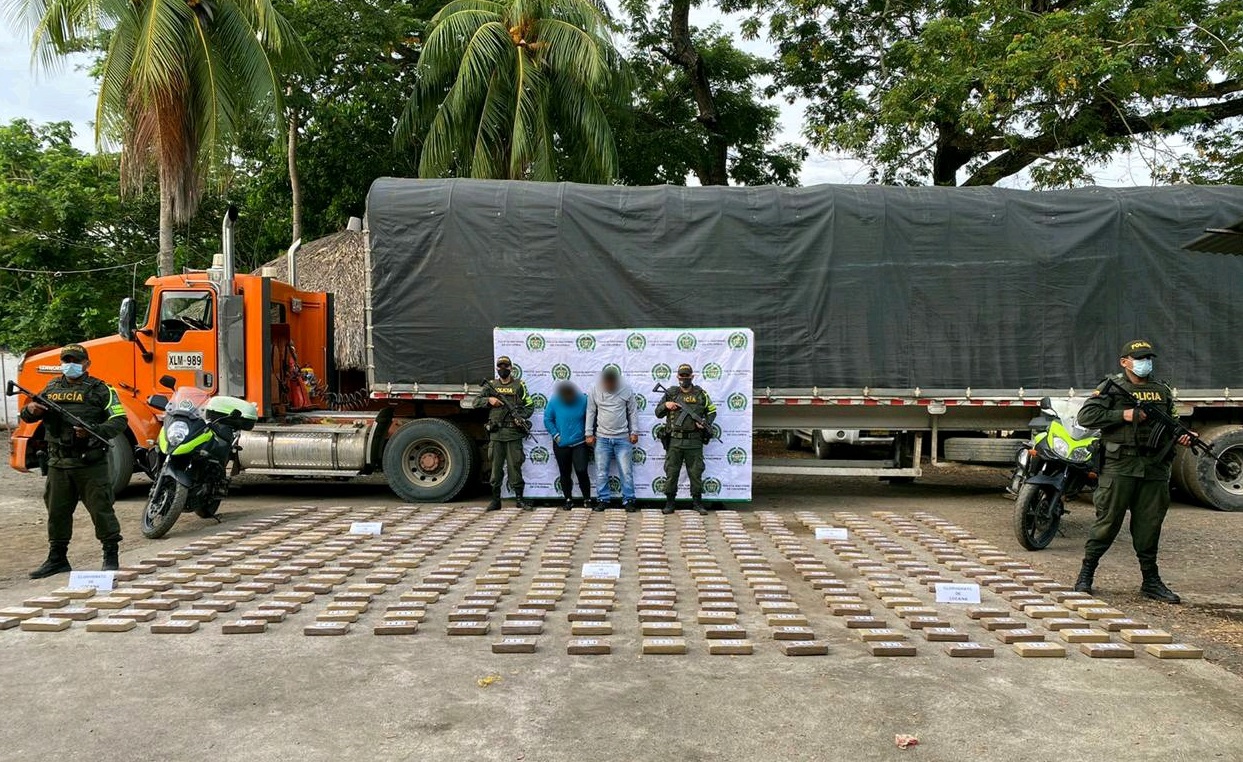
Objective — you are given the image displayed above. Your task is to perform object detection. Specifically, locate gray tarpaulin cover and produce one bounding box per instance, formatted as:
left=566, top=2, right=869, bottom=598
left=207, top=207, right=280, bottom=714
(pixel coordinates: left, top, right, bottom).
left=366, top=179, right=1243, bottom=390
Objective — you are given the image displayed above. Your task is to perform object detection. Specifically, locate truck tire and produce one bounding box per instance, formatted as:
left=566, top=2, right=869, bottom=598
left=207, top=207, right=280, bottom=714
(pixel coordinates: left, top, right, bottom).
left=383, top=419, right=475, bottom=503
left=943, top=437, right=1025, bottom=464
left=783, top=430, right=800, bottom=451
left=812, top=431, right=832, bottom=460
left=107, top=434, right=134, bottom=497
left=1183, top=424, right=1243, bottom=512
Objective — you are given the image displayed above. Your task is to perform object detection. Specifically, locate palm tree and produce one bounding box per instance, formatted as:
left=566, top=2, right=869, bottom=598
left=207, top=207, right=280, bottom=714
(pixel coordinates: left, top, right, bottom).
left=399, top=0, right=626, bottom=183
left=8, top=0, right=303, bottom=275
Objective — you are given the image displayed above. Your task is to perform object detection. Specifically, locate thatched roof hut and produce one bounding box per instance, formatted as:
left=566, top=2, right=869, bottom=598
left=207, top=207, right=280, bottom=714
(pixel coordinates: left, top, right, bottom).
left=259, top=230, right=367, bottom=371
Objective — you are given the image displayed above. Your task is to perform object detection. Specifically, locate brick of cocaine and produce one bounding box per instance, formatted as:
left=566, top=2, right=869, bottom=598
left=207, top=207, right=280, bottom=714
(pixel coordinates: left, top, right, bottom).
left=922, top=628, right=968, bottom=642
left=304, top=622, right=350, bottom=636
left=221, top=620, right=268, bottom=635
left=779, top=640, right=829, bottom=656
left=572, top=622, right=613, bottom=636
left=492, top=638, right=537, bottom=653
left=86, top=618, right=138, bottom=633
left=1013, top=642, right=1066, bottom=657
left=703, top=624, right=747, bottom=639
left=708, top=639, right=754, bottom=655
left=642, top=638, right=688, bottom=655
left=1058, top=629, right=1110, bottom=644
left=1119, top=629, right=1173, bottom=644
left=859, top=629, right=908, bottom=642
left=1081, top=643, right=1135, bottom=658
left=1144, top=644, right=1204, bottom=659
left=151, top=620, right=200, bottom=634
left=567, top=638, right=611, bottom=655
left=20, top=617, right=72, bottom=632
left=997, top=629, right=1045, bottom=644
left=446, top=621, right=490, bottom=636
left=869, top=641, right=917, bottom=656
left=945, top=642, right=994, bottom=658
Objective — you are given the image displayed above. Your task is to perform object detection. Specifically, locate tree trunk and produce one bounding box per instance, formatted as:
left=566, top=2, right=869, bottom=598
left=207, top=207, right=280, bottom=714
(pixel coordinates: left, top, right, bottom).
left=665, top=0, right=729, bottom=186
left=158, top=181, right=175, bottom=276
left=287, top=106, right=303, bottom=244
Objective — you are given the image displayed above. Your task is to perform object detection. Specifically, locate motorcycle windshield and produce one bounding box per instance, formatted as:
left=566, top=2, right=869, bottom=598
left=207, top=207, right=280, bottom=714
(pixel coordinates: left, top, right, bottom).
left=166, top=387, right=212, bottom=416
left=1049, top=397, right=1097, bottom=440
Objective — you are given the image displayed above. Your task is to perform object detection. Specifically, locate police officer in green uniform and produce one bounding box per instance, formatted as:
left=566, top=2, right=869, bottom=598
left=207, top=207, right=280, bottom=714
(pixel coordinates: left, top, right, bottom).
left=20, top=344, right=129, bottom=578
left=656, top=363, right=717, bottom=515
left=474, top=356, right=534, bottom=511
left=1073, top=339, right=1191, bottom=603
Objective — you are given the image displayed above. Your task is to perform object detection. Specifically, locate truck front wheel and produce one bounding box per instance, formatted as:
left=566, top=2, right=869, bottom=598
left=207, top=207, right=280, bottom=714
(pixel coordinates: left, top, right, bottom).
left=382, top=419, right=475, bottom=503
left=1179, top=424, right=1243, bottom=512
left=107, top=434, right=134, bottom=497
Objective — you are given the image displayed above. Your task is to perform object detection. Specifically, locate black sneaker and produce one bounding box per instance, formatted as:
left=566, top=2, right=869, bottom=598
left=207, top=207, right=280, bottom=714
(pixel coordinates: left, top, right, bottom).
left=562, top=500, right=574, bottom=511
left=591, top=503, right=605, bottom=512
left=622, top=500, right=638, bottom=513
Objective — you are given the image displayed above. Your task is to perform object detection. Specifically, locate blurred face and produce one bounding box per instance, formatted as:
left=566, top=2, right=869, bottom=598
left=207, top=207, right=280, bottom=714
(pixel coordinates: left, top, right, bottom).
left=557, top=386, right=577, bottom=403
left=678, top=372, right=693, bottom=388
left=601, top=373, right=619, bottom=393
left=496, top=361, right=512, bottom=379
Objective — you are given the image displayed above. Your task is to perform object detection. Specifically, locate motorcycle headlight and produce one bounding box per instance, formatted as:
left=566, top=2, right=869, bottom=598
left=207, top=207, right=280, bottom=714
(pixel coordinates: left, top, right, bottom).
left=166, top=420, right=190, bottom=447
left=1071, top=447, right=1094, bottom=463
left=1051, top=436, right=1071, bottom=458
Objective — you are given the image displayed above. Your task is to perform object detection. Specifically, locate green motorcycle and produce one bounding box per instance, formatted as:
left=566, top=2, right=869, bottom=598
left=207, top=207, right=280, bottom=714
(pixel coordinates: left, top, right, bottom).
left=1008, top=396, right=1100, bottom=550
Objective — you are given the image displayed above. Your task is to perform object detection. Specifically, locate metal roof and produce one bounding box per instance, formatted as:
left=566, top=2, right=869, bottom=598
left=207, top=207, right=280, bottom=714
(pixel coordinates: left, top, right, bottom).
left=1184, top=217, right=1243, bottom=255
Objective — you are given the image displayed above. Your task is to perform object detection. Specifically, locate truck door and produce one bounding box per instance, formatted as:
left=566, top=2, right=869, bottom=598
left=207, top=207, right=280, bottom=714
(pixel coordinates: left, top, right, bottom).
left=151, top=289, right=218, bottom=391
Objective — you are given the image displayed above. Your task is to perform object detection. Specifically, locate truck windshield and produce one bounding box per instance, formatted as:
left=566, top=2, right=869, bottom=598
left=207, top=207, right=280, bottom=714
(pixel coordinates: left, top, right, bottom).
left=158, top=291, right=214, bottom=342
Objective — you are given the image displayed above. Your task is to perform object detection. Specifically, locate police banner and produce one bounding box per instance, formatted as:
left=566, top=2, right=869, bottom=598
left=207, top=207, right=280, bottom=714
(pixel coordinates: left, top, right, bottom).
left=494, top=328, right=754, bottom=502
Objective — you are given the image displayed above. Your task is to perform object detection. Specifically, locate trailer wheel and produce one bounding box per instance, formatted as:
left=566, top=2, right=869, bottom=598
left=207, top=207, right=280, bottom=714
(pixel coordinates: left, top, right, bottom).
left=383, top=419, right=475, bottom=503
left=812, top=431, right=832, bottom=460
left=107, top=434, right=134, bottom=497
left=1184, top=424, right=1243, bottom=512
left=783, top=430, right=800, bottom=451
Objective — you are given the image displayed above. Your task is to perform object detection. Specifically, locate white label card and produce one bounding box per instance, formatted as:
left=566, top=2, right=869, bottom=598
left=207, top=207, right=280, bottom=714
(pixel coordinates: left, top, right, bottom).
left=349, top=521, right=383, bottom=535
left=935, top=583, right=981, bottom=604
left=581, top=562, right=621, bottom=580
left=67, top=571, right=115, bottom=592
left=814, top=527, right=849, bottom=541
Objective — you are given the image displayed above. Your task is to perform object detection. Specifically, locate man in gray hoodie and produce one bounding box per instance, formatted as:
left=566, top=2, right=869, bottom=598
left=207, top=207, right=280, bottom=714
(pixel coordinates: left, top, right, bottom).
left=585, top=366, right=639, bottom=511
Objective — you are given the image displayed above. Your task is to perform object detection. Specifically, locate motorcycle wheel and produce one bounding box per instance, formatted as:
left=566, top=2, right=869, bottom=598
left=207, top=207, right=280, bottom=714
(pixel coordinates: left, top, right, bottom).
left=142, top=476, right=188, bottom=539
left=1012, top=482, right=1062, bottom=551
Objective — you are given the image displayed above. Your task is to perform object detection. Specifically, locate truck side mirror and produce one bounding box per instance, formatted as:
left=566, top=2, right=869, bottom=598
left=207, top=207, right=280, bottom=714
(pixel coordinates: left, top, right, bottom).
left=119, top=297, right=137, bottom=341
left=147, top=395, right=169, bottom=411
left=159, top=375, right=177, bottom=390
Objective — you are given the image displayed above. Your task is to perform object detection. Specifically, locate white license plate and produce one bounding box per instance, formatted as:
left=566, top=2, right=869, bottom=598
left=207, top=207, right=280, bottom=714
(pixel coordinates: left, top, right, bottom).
left=166, top=352, right=204, bottom=370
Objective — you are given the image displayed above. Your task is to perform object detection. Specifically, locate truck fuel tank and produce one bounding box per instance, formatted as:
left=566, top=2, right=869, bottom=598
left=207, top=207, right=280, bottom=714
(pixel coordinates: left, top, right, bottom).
left=237, top=416, right=379, bottom=476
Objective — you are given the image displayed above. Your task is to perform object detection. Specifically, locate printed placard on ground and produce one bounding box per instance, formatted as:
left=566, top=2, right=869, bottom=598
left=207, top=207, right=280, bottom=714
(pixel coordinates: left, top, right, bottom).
left=935, top=583, right=981, bottom=604
left=67, top=571, right=115, bottom=592
left=814, top=527, right=849, bottom=541
left=349, top=521, right=383, bottom=536
left=581, top=563, right=622, bottom=580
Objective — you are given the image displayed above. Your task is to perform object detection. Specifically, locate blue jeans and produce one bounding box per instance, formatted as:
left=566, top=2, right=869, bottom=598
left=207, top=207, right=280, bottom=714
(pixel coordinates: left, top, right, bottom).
left=595, top=437, right=635, bottom=502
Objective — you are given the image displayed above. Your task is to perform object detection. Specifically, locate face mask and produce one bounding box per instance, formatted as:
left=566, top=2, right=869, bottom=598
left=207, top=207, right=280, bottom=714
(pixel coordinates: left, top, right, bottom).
left=678, top=377, right=692, bottom=389
left=61, top=362, right=85, bottom=379
left=497, top=366, right=511, bottom=380
left=1131, top=358, right=1153, bottom=378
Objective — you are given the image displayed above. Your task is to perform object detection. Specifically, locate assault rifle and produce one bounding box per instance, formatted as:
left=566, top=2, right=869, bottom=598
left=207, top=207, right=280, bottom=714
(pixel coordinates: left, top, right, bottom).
left=1099, top=377, right=1240, bottom=478
left=6, top=380, right=113, bottom=448
left=480, top=380, right=533, bottom=437
left=652, top=382, right=717, bottom=444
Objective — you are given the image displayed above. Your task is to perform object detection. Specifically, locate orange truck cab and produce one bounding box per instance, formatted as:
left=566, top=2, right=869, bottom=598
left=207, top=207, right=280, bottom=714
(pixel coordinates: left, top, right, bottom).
left=8, top=207, right=436, bottom=498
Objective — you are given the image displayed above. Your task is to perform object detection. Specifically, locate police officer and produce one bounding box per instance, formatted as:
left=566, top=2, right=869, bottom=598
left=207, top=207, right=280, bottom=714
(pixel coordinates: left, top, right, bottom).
left=474, top=356, right=534, bottom=511
left=656, top=363, right=717, bottom=515
left=1073, top=339, right=1191, bottom=603
left=20, top=344, right=129, bottom=578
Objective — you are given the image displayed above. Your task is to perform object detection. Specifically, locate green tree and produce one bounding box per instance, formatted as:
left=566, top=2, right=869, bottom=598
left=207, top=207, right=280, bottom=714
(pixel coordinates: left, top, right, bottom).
left=0, top=120, right=227, bottom=352
left=231, top=0, right=439, bottom=263
left=618, top=12, right=804, bottom=186
left=8, top=0, right=305, bottom=274
left=398, top=0, right=627, bottom=182
left=731, top=0, right=1243, bottom=186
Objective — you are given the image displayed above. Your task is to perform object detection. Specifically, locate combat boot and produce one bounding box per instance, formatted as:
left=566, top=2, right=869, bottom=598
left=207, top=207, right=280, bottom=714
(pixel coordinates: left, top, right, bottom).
left=102, top=540, right=120, bottom=572
left=1073, top=558, right=1097, bottom=594
left=662, top=496, right=676, bottom=515
left=30, top=541, right=72, bottom=579
left=515, top=489, right=532, bottom=511
left=486, top=487, right=502, bottom=512
left=1140, top=573, right=1181, bottom=604
left=690, top=496, right=708, bottom=515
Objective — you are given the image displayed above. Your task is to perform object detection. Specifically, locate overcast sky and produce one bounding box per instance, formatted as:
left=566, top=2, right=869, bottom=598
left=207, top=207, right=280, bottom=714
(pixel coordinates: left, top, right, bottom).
left=0, top=13, right=1165, bottom=187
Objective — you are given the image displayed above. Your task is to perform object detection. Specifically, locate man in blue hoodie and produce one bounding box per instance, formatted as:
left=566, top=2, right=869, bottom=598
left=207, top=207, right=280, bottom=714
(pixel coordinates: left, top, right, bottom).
left=585, top=367, right=640, bottom=511
left=544, top=381, right=593, bottom=510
